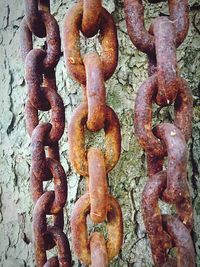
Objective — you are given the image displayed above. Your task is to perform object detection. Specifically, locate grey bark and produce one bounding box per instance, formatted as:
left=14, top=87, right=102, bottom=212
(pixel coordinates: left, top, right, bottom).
left=0, top=0, right=200, bottom=266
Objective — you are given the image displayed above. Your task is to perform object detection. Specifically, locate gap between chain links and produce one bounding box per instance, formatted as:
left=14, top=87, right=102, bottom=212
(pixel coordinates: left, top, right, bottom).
left=124, top=0, right=195, bottom=266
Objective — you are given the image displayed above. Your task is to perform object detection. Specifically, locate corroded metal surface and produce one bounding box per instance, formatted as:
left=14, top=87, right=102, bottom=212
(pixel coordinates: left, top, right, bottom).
left=125, top=0, right=195, bottom=266
left=63, top=1, right=123, bottom=265
left=124, top=0, right=189, bottom=53
left=63, top=2, right=118, bottom=85
left=20, top=1, right=71, bottom=265
left=70, top=194, right=123, bottom=266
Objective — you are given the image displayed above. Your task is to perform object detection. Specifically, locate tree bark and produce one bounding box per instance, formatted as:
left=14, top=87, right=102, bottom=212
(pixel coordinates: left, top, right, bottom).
left=0, top=0, right=200, bottom=266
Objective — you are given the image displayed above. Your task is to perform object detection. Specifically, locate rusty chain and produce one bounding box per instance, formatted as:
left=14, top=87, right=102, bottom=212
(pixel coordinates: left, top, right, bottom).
left=20, top=0, right=196, bottom=265
left=63, top=1, right=123, bottom=266
left=125, top=0, right=195, bottom=266
left=20, top=1, right=71, bottom=266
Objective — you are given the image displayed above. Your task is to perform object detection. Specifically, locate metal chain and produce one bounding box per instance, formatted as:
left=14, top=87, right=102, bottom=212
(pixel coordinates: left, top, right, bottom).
left=63, top=1, right=123, bottom=266
left=125, top=0, right=195, bottom=266
left=20, top=1, right=71, bottom=266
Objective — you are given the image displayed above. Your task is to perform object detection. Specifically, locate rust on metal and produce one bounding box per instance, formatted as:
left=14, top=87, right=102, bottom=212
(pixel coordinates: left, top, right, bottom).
left=63, top=2, right=123, bottom=265
left=45, top=226, right=72, bottom=267
left=46, top=158, right=67, bottom=214
left=90, top=232, right=108, bottom=267
left=38, top=0, right=50, bottom=12
left=47, top=142, right=60, bottom=161
left=150, top=17, right=179, bottom=106
left=134, top=74, right=193, bottom=157
left=68, top=103, right=121, bottom=177
left=134, top=74, right=166, bottom=157
left=124, top=0, right=189, bottom=53
left=21, top=1, right=71, bottom=264
left=174, top=78, right=193, bottom=142
left=88, top=148, right=108, bottom=223
left=22, top=10, right=60, bottom=69
left=70, top=193, right=123, bottom=266
left=33, top=191, right=54, bottom=267
left=20, top=18, right=33, bottom=62
left=82, top=0, right=102, bottom=37
left=142, top=171, right=171, bottom=266
left=24, top=0, right=46, bottom=37
left=162, top=215, right=195, bottom=267
left=25, top=82, right=65, bottom=143
left=125, top=0, right=194, bottom=265
left=84, top=52, right=106, bottom=132
left=142, top=170, right=194, bottom=266
left=63, top=2, right=118, bottom=85
left=31, top=123, right=51, bottom=183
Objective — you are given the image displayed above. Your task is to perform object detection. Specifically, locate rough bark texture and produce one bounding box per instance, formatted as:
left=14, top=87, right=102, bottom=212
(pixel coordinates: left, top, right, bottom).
left=0, top=0, right=200, bottom=266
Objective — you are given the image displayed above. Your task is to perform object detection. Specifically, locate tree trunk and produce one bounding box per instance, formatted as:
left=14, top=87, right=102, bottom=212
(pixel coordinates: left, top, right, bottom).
left=0, top=0, right=200, bottom=266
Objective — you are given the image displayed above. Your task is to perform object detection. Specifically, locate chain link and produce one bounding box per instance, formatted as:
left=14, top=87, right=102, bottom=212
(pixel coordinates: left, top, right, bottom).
left=63, top=1, right=123, bottom=266
left=20, top=0, right=195, bottom=265
left=125, top=0, right=195, bottom=266
left=20, top=1, right=71, bottom=266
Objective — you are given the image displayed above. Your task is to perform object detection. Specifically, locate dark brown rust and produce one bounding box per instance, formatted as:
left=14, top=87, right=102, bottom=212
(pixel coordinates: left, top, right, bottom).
left=83, top=52, right=106, bottom=132
left=43, top=256, right=59, bottom=267
left=42, top=68, right=57, bottom=90
left=47, top=142, right=60, bottom=161
left=44, top=226, right=72, bottom=267
left=150, top=17, right=179, bottom=106
left=20, top=18, right=33, bottom=62
left=124, top=0, right=189, bottom=53
left=146, top=153, right=164, bottom=177
left=25, top=49, right=49, bottom=111
left=46, top=158, right=67, bottom=214
left=147, top=0, right=165, bottom=3
left=33, top=192, right=71, bottom=267
left=44, top=210, right=65, bottom=251
left=63, top=2, right=118, bottom=85
left=53, top=210, right=64, bottom=230
left=168, top=0, right=189, bottom=48
left=124, top=0, right=154, bottom=54
left=70, top=193, right=123, bottom=266
left=38, top=11, right=61, bottom=69
left=21, top=1, right=71, bottom=265
left=134, top=75, right=193, bottom=157
left=134, top=74, right=166, bottom=157
left=127, top=0, right=194, bottom=264
left=142, top=169, right=193, bottom=266
left=162, top=215, right=195, bottom=267
left=153, top=123, right=191, bottom=207
left=174, top=78, right=193, bottom=142
left=31, top=123, right=51, bottom=184
left=90, top=232, right=108, bottom=267
left=24, top=0, right=46, bottom=37
left=68, top=103, right=121, bottom=177
left=88, top=148, right=108, bottom=223
left=25, top=81, right=65, bottom=144
left=38, top=0, right=50, bottom=12
left=82, top=0, right=102, bottom=37
left=153, top=124, right=193, bottom=230
left=22, top=10, right=60, bottom=69
left=142, top=171, right=171, bottom=266
left=33, top=191, right=54, bottom=267
left=33, top=191, right=71, bottom=267
left=30, top=126, right=67, bottom=209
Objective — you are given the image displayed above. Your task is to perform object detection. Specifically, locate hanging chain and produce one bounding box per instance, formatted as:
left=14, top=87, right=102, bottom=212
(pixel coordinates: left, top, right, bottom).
left=125, top=0, right=195, bottom=266
left=63, top=1, right=123, bottom=266
left=20, top=1, right=71, bottom=266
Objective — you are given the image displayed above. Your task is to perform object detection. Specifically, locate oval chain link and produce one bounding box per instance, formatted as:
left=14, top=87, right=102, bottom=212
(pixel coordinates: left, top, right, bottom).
left=20, top=1, right=71, bottom=266
left=63, top=1, right=123, bottom=266
left=125, top=0, right=195, bottom=266
left=20, top=0, right=195, bottom=266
